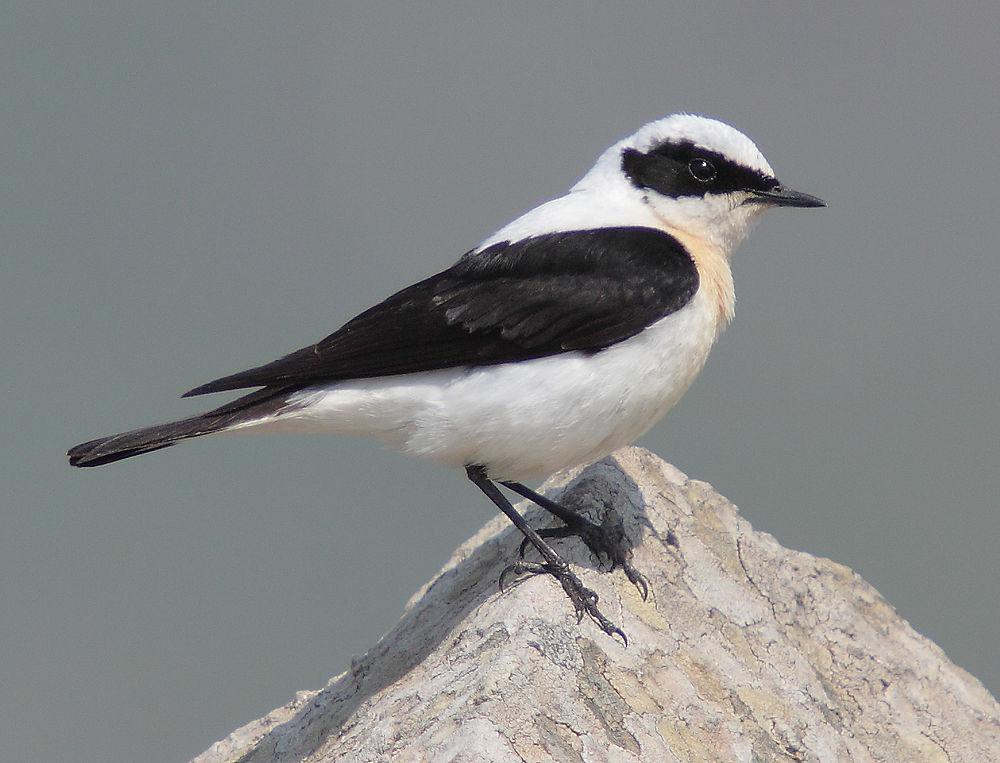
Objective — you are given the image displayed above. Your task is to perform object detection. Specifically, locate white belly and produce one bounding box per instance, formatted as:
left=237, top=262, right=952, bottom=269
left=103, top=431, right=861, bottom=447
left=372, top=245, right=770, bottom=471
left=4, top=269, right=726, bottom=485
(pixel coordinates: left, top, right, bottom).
left=241, top=289, right=722, bottom=481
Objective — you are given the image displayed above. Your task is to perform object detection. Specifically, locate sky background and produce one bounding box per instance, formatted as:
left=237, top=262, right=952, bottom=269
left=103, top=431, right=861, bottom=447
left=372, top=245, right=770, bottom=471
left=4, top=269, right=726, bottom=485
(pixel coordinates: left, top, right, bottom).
left=4, top=3, right=998, bottom=761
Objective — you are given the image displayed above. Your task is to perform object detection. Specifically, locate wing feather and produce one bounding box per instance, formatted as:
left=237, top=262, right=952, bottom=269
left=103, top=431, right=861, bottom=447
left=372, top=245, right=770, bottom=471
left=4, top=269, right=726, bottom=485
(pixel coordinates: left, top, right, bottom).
left=183, top=227, right=698, bottom=397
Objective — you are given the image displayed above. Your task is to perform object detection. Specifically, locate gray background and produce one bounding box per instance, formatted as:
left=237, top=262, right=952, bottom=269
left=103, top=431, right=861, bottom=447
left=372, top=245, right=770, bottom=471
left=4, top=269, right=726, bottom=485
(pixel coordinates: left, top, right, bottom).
left=4, top=2, right=998, bottom=761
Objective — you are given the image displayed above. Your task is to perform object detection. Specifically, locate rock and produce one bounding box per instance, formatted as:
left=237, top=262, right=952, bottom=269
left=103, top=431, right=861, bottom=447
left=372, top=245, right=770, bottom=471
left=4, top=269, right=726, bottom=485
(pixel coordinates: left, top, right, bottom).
left=193, top=447, right=999, bottom=762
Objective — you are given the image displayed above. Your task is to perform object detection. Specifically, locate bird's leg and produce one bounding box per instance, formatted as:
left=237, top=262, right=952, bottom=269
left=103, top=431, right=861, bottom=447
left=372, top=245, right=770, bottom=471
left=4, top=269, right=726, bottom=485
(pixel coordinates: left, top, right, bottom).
left=501, top=480, right=649, bottom=600
left=466, top=465, right=626, bottom=643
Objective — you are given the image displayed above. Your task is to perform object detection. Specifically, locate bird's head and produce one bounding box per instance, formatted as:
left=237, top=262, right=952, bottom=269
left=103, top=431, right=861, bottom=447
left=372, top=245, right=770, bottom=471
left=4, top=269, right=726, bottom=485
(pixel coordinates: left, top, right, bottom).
left=578, top=114, right=824, bottom=254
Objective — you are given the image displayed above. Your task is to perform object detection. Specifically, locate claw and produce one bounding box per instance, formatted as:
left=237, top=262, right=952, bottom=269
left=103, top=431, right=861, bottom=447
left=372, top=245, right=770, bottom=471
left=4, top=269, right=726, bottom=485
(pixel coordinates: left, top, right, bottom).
left=498, top=564, right=517, bottom=592
left=624, top=565, right=650, bottom=601
left=499, top=560, right=550, bottom=591
left=499, top=556, right=629, bottom=642
left=526, top=512, right=651, bottom=599
left=517, top=536, right=531, bottom=559
left=510, top=513, right=651, bottom=636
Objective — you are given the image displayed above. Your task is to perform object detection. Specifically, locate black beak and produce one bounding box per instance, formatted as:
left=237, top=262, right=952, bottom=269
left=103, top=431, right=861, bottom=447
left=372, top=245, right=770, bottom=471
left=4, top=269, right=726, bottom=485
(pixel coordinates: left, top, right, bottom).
left=750, top=184, right=826, bottom=208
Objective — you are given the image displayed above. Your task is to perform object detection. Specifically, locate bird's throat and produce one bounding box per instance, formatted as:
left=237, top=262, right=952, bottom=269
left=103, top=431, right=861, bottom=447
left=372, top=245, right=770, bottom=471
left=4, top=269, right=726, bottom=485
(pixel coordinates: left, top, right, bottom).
left=661, top=224, right=735, bottom=331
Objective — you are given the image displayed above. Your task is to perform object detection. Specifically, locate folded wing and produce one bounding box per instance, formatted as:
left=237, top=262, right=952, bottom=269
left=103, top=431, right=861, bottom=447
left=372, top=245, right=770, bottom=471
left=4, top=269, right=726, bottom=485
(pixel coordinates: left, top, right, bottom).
left=184, top=227, right=699, bottom=397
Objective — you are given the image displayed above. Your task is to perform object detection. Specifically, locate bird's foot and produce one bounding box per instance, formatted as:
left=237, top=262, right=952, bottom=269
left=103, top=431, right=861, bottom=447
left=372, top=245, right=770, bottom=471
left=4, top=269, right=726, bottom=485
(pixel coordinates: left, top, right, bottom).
left=519, top=511, right=649, bottom=601
left=499, top=559, right=627, bottom=645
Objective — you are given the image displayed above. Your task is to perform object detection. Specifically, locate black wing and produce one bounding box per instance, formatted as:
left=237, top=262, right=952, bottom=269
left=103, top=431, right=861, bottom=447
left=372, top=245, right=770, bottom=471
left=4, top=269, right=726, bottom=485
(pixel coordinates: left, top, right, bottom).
left=184, top=227, right=698, bottom=397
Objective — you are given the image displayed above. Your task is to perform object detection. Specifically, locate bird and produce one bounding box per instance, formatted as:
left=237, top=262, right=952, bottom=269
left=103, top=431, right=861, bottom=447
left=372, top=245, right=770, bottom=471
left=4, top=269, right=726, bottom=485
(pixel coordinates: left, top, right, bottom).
left=69, top=113, right=824, bottom=640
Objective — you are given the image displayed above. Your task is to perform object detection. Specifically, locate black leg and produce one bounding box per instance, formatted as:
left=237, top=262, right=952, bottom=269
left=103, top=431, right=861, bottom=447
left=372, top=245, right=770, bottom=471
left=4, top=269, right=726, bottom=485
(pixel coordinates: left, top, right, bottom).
left=466, top=465, right=626, bottom=644
left=501, top=480, right=649, bottom=601
left=501, top=480, right=588, bottom=525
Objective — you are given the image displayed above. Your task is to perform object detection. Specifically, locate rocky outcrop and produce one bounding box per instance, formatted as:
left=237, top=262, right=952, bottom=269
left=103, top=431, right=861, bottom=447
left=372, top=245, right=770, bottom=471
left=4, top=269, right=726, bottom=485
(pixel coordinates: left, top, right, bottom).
left=194, top=448, right=999, bottom=762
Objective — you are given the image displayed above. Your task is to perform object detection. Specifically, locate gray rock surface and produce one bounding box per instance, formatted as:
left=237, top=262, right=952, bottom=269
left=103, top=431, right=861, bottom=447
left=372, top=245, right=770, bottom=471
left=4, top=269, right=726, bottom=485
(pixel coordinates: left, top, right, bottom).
left=194, top=448, right=999, bottom=762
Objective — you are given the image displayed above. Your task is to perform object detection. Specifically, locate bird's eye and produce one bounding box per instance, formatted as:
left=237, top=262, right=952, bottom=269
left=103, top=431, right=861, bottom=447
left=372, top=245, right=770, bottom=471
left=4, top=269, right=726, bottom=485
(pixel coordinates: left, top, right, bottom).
left=688, top=158, right=717, bottom=183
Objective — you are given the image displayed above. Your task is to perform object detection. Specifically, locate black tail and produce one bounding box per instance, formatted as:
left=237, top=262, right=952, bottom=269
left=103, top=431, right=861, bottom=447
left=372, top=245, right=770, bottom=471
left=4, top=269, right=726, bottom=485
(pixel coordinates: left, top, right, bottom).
left=68, top=387, right=292, bottom=467
left=68, top=414, right=234, bottom=467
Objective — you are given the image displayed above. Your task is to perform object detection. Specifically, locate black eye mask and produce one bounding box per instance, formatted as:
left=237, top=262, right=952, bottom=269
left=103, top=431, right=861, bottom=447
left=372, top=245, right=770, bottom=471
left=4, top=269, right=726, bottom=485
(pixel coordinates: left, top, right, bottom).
left=621, top=139, right=776, bottom=199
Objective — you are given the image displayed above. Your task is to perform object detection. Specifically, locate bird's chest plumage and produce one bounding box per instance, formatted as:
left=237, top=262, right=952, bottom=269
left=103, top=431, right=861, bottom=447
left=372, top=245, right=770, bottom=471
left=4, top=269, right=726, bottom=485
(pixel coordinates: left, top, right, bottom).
left=399, top=285, right=725, bottom=480
left=580, top=287, right=723, bottom=438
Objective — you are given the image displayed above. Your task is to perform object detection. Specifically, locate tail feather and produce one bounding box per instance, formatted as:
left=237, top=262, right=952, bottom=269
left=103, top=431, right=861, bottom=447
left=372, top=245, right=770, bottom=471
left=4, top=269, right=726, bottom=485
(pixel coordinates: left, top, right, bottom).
left=68, top=387, right=293, bottom=467
left=68, top=414, right=231, bottom=467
